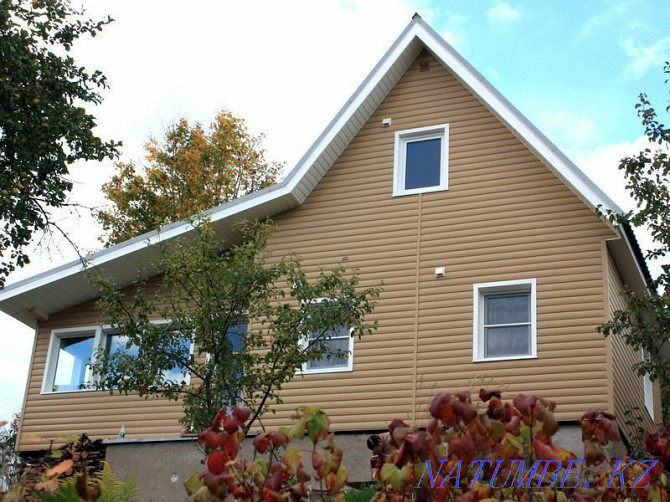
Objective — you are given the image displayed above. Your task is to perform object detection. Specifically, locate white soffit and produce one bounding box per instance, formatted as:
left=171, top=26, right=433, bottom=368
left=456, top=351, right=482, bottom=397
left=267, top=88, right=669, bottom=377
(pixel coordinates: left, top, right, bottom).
left=0, top=15, right=639, bottom=326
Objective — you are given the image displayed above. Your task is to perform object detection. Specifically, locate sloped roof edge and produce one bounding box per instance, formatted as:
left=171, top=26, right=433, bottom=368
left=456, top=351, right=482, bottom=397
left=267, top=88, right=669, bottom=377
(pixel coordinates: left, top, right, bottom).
left=0, top=15, right=644, bottom=325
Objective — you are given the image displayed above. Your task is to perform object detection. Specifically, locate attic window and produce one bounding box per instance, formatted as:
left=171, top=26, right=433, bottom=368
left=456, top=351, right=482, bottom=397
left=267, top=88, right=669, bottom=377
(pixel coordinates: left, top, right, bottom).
left=393, top=124, right=449, bottom=196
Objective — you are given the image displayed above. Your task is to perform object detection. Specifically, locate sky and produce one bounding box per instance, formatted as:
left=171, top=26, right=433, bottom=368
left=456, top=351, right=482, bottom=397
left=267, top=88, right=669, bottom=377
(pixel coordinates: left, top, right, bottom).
left=0, top=0, right=669, bottom=421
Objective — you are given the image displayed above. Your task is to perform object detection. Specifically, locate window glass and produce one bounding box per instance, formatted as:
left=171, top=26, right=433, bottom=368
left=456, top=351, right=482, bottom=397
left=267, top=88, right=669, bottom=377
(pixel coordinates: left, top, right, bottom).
left=226, top=322, right=247, bottom=353
left=306, top=324, right=350, bottom=371
left=161, top=337, right=192, bottom=384
left=53, top=336, right=94, bottom=392
left=484, top=294, right=530, bottom=325
left=404, top=138, right=442, bottom=190
left=484, top=325, right=530, bottom=358
left=483, top=291, right=531, bottom=358
left=106, top=333, right=140, bottom=358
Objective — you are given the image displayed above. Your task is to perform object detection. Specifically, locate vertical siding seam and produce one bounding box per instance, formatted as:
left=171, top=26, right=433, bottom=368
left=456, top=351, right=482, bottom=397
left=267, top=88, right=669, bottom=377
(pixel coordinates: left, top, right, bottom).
left=412, top=194, right=422, bottom=424
left=603, top=241, right=614, bottom=414
left=16, top=326, right=39, bottom=451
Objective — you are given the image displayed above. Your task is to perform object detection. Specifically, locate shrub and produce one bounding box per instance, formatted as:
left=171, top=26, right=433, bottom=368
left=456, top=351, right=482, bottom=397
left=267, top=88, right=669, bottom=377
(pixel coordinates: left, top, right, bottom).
left=189, top=390, right=670, bottom=501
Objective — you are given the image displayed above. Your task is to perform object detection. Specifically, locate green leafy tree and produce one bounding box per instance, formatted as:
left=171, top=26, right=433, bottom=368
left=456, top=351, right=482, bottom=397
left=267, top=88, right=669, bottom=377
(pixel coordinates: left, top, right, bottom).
left=96, top=110, right=282, bottom=246
left=598, top=62, right=670, bottom=421
left=90, top=220, right=380, bottom=433
left=0, top=0, right=119, bottom=286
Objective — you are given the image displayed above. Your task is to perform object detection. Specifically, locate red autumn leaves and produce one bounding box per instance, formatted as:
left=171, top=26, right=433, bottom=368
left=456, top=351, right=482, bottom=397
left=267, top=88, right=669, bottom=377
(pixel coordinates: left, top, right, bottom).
left=188, top=405, right=347, bottom=501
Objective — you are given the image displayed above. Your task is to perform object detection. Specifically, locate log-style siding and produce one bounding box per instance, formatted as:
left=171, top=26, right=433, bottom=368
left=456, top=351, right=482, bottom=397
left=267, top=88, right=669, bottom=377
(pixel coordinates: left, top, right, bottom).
left=18, top=51, right=623, bottom=450
left=608, top=253, right=661, bottom=439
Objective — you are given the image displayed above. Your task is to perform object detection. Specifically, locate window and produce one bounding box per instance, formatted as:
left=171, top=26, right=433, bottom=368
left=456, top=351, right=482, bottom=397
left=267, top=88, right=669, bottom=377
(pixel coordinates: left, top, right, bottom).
left=643, top=350, right=654, bottom=420
left=103, top=327, right=193, bottom=385
left=303, top=324, right=353, bottom=373
left=393, top=124, right=449, bottom=196
left=43, top=327, right=99, bottom=393
left=473, top=279, right=537, bottom=362
left=299, top=299, right=354, bottom=374
left=225, top=322, right=248, bottom=403
left=42, top=322, right=193, bottom=394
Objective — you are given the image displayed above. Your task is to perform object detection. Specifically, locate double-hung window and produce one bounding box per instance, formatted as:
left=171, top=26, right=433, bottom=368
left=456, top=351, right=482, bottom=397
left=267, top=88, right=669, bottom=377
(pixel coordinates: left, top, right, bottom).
left=300, top=298, right=354, bottom=374
left=473, top=279, right=537, bottom=362
left=393, top=124, right=449, bottom=196
left=303, top=324, right=353, bottom=373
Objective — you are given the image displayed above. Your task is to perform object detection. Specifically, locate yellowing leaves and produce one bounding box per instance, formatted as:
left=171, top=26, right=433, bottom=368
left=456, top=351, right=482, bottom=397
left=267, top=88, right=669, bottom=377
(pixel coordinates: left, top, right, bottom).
left=97, top=109, right=283, bottom=246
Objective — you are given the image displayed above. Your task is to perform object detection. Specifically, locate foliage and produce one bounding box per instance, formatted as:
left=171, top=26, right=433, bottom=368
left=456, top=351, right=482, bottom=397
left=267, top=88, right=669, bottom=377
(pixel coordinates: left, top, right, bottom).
left=0, top=415, right=22, bottom=491
left=344, top=483, right=380, bottom=501
left=96, top=109, right=282, bottom=246
left=90, top=219, right=381, bottom=432
left=190, top=391, right=670, bottom=501
left=0, top=0, right=119, bottom=286
left=3, top=434, right=105, bottom=501
left=597, top=61, right=670, bottom=421
left=185, top=405, right=348, bottom=501
left=39, top=461, right=137, bottom=502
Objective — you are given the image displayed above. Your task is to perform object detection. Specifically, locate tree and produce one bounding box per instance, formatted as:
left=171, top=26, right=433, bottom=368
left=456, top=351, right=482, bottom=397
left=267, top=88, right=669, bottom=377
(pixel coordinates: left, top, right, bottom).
left=0, top=0, right=119, bottom=286
left=89, top=220, right=380, bottom=433
left=598, top=62, right=670, bottom=421
left=0, top=414, right=21, bottom=491
left=96, top=110, right=282, bottom=246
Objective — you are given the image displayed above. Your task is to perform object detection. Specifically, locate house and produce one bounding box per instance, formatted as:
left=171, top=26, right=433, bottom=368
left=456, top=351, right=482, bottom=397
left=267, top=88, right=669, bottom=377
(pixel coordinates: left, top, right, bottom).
left=0, top=14, right=658, bottom=499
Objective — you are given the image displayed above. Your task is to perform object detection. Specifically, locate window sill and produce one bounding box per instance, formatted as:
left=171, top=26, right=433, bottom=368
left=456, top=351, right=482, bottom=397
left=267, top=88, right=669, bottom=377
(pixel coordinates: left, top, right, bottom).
left=473, top=354, right=538, bottom=363
left=298, top=366, right=353, bottom=375
left=392, top=186, right=449, bottom=197
left=40, top=387, right=99, bottom=396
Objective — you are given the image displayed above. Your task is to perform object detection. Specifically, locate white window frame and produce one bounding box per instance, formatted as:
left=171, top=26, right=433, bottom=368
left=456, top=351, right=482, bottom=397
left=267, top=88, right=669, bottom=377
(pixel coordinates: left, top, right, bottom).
left=642, top=350, right=654, bottom=420
left=473, top=278, right=537, bottom=363
left=42, top=320, right=194, bottom=394
left=42, top=326, right=101, bottom=394
left=393, top=123, right=449, bottom=197
left=298, top=298, right=355, bottom=375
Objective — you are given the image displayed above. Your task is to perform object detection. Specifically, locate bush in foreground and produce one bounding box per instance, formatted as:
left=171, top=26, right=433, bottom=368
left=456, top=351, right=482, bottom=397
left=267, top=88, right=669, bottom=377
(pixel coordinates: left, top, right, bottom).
left=188, top=390, right=669, bottom=501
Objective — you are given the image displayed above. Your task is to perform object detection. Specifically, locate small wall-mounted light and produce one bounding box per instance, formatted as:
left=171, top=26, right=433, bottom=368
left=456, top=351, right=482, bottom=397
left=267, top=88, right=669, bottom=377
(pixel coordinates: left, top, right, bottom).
left=435, top=267, right=446, bottom=278
left=382, top=117, right=392, bottom=127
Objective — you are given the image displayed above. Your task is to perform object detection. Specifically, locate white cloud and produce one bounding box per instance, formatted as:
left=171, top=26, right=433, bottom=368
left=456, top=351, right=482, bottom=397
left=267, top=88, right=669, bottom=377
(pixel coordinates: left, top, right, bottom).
left=486, top=1, right=521, bottom=24
left=537, top=109, right=599, bottom=156
left=578, top=0, right=640, bottom=41
left=621, top=36, right=670, bottom=79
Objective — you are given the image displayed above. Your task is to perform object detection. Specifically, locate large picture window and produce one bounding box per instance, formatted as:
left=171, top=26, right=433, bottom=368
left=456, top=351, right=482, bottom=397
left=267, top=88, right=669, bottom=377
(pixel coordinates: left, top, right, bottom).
left=473, top=279, right=537, bottom=362
left=42, top=322, right=193, bottom=393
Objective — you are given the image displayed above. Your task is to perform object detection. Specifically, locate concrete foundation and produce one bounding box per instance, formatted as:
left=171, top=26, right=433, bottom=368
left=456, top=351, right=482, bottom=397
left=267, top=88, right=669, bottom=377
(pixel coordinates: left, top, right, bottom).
left=105, top=424, right=623, bottom=501
left=105, top=432, right=376, bottom=501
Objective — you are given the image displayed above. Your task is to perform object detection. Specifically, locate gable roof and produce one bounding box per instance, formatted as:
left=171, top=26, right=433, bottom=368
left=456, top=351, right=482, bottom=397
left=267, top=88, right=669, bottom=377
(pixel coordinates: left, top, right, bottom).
left=0, top=14, right=646, bottom=327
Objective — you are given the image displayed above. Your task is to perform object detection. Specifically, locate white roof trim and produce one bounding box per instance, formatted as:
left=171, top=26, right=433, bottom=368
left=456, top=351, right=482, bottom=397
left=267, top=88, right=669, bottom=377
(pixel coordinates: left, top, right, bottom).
left=0, top=15, right=640, bottom=325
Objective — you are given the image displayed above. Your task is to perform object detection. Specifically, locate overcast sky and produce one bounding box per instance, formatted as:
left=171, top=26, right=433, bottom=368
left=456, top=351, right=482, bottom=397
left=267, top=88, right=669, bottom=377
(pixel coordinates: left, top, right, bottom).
left=0, top=0, right=668, bottom=421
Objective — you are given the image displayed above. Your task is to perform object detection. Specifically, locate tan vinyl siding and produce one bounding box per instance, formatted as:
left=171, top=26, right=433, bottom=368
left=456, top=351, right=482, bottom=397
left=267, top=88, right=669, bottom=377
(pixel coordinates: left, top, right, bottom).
left=18, top=50, right=622, bottom=450
left=608, top=253, right=661, bottom=439
left=260, top=51, right=617, bottom=430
